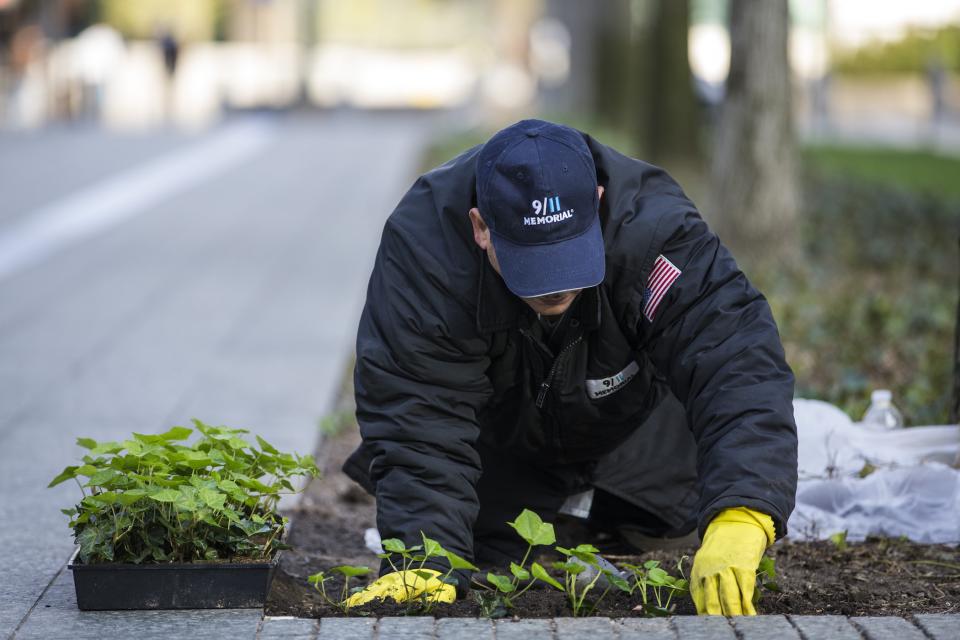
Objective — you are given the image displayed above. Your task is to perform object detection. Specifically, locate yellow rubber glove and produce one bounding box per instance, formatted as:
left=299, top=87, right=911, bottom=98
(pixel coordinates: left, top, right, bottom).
left=690, top=506, right=775, bottom=616
left=344, top=569, right=456, bottom=607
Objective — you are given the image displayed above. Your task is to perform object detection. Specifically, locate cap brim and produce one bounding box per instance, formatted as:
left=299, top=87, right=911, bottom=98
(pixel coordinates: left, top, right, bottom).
left=489, top=215, right=605, bottom=298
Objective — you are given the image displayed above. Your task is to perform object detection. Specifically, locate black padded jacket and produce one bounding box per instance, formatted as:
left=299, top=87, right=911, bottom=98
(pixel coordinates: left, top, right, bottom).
left=343, top=133, right=798, bottom=580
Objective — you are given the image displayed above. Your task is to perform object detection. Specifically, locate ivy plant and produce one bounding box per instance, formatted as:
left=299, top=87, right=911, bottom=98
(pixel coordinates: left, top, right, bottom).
left=49, top=419, right=319, bottom=564
left=621, top=557, right=689, bottom=616
left=472, top=509, right=564, bottom=618
left=375, top=533, right=478, bottom=615
left=307, top=565, right=371, bottom=614
left=752, top=555, right=780, bottom=607
left=553, top=544, right=631, bottom=617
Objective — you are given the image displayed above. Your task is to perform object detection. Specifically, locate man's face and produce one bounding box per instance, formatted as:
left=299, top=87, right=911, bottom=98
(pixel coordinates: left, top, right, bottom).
left=518, top=288, right=581, bottom=316
left=469, top=186, right=602, bottom=317
left=477, top=236, right=581, bottom=315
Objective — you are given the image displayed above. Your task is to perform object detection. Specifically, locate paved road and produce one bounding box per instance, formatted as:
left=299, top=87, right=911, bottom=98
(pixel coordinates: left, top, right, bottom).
left=0, top=111, right=430, bottom=639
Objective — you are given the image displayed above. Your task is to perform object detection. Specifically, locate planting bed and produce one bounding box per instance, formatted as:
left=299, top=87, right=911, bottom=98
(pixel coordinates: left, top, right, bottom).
left=268, top=423, right=960, bottom=618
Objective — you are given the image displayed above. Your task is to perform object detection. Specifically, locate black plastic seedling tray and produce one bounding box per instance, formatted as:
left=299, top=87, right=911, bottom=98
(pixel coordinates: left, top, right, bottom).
left=67, top=548, right=279, bottom=610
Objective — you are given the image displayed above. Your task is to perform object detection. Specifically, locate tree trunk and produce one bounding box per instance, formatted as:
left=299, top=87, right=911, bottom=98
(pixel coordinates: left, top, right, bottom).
left=709, top=0, right=800, bottom=265
left=634, top=0, right=699, bottom=164
left=591, top=0, right=634, bottom=128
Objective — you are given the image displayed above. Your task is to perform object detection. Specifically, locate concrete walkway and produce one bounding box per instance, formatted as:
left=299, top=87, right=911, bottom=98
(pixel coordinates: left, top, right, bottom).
left=0, top=111, right=429, bottom=639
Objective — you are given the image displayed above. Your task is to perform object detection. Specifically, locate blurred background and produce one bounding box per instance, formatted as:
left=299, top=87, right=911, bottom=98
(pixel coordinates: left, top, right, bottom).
left=1, top=0, right=958, bottom=426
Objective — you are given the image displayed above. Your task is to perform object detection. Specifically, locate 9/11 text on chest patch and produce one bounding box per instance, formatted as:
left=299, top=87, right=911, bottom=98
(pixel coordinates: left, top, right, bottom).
left=586, top=360, right=640, bottom=399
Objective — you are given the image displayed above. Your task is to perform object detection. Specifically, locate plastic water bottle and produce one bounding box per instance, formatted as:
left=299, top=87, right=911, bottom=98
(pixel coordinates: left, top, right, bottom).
left=861, top=389, right=904, bottom=430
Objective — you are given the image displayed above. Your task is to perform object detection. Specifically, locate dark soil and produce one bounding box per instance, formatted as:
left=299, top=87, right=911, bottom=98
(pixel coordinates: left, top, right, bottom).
left=268, top=415, right=960, bottom=618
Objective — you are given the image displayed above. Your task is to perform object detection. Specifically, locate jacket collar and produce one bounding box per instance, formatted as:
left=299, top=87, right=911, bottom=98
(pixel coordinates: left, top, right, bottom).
left=476, top=254, right=602, bottom=335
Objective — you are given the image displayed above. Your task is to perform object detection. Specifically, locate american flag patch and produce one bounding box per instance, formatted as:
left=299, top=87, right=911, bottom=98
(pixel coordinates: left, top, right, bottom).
left=642, top=255, right=681, bottom=322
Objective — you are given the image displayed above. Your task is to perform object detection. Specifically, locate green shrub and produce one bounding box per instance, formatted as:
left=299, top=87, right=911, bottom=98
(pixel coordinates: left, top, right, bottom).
left=49, top=419, right=320, bottom=564
left=752, top=170, right=958, bottom=425
left=832, top=24, right=960, bottom=75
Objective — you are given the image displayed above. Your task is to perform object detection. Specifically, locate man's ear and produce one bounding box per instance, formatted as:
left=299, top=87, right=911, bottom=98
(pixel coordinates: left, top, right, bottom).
left=469, top=208, right=490, bottom=250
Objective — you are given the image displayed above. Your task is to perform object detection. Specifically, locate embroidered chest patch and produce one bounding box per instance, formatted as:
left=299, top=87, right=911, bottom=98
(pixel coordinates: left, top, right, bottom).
left=586, top=360, right=640, bottom=399
left=642, top=254, right=682, bottom=322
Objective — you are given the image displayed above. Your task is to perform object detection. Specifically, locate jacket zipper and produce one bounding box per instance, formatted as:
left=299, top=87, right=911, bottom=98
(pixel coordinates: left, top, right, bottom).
left=536, top=336, right=583, bottom=408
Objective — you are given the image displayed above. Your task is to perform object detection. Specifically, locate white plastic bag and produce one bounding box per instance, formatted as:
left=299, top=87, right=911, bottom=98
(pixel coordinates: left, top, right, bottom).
left=790, top=398, right=960, bottom=544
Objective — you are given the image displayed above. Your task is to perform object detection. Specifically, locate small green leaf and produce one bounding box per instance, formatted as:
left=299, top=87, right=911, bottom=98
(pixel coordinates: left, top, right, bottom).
left=256, top=435, right=279, bottom=454
left=829, top=531, right=848, bottom=551
left=509, top=562, right=530, bottom=581
left=87, top=469, right=119, bottom=486
left=486, top=573, right=516, bottom=593
left=381, top=538, right=407, bottom=554
left=421, top=533, right=444, bottom=558
left=553, top=561, right=585, bottom=575
left=643, top=560, right=660, bottom=570
left=198, top=488, right=226, bottom=510
left=332, top=565, right=371, bottom=578
left=647, top=567, right=670, bottom=585
left=604, top=570, right=632, bottom=593
left=90, top=442, right=124, bottom=456
left=444, top=549, right=479, bottom=571
left=48, top=466, right=78, bottom=488
left=158, top=426, right=193, bottom=441
left=507, top=509, right=557, bottom=546
left=76, top=438, right=98, bottom=450
left=116, top=489, right=148, bottom=506
left=227, top=437, right=249, bottom=450
left=531, top=562, right=564, bottom=591
left=758, top=555, right=776, bottom=578
left=149, top=488, right=182, bottom=503
left=90, top=491, right=118, bottom=505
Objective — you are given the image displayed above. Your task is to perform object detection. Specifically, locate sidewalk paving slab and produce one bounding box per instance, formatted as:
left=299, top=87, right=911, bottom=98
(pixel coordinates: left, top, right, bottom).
left=913, top=614, right=960, bottom=640
left=435, top=618, right=494, bottom=640
left=788, top=615, right=864, bottom=640
left=258, top=616, right=318, bottom=640
left=315, top=617, right=376, bottom=640
left=614, top=617, right=677, bottom=640
left=377, top=616, right=436, bottom=639
left=555, top=617, right=616, bottom=640
left=494, top=619, right=555, bottom=640
left=671, top=615, right=736, bottom=640
left=731, top=615, right=801, bottom=640
left=851, top=616, right=930, bottom=640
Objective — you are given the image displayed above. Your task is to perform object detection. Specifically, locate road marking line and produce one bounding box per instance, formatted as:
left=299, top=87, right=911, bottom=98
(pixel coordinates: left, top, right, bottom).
left=0, top=118, right=276, bottom=284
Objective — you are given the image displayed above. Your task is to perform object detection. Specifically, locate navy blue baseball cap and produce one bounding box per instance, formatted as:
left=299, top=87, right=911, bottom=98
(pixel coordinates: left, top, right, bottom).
left=476, top=119, right=605, bottom=298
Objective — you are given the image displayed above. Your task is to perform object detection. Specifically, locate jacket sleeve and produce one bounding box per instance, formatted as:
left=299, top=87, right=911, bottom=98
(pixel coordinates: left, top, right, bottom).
left=354, top=216, right=492, bottom=580
left=638, top=209, right=798, bottom=540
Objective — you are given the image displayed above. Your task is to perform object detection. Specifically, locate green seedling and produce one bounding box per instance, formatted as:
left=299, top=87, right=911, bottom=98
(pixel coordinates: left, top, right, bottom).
left=49, top=419, right=320, bottom=564
left=377, top=533, right=478, bottom=614
left=472, top=509, right=564, bottom=618
left=553, top=544, right=631, bottom=617
left=830, top=530, right=849, bottom=551
left=751, top=554, right=780, bottom=607
left=622, top=557, right=689, bottom=616
left=307, top=565, right=371, bottom=614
